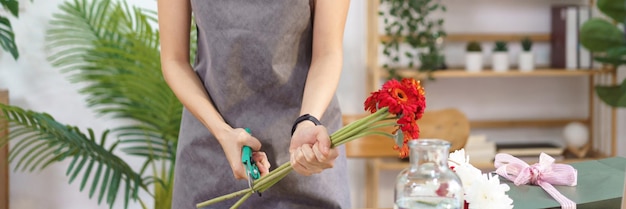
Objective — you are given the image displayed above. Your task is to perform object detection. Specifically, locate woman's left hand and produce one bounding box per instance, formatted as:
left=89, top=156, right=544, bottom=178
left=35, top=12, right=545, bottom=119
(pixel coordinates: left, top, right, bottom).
left=289, top=122, right=339, bottom=176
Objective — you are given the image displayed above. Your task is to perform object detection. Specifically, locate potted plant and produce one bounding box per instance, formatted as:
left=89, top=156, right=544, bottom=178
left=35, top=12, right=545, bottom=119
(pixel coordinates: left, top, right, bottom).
left=492, top=41, right=509, bottom=72
left=379, top=0, right=447, bottom=77
left=519, top=37, right=534, bottom=72
left=580, top=0, right=626, bottom=107
left=0, top=1, right=188, bottom=208
left=465, top=41, right=483, bottom=72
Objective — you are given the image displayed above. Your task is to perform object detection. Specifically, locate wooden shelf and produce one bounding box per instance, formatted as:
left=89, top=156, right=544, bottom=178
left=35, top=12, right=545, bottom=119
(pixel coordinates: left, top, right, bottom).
left=380, top=33, right=550, bottom=43
left=344, top=118, right=588, bottom=158
left=448, top=33, right=551, bottom=42
left=382, top=68, right=615, bottom=79
left=470, top=119, right=589, bottom=129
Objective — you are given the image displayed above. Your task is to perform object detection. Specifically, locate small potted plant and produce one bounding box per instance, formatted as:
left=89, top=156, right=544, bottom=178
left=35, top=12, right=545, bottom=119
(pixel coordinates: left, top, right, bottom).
left=465, top=41, right=483, bottom=72
left=492, top=41, right=509, bottom=72
left=519, top=37, right=534, bottom=72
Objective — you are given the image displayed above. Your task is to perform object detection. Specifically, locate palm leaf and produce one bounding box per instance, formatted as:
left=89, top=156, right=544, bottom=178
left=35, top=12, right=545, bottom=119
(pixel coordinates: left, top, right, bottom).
left=0, top=104, right=143, bottom=208
left=42, top=0, right=189, bottom=207
left=0, top=15, right=18, bottom=59
left=1, top=0, right=19, bottom=17
left=29, top=0, right=200, bottom=207
left=0, top=0, right=19, bottom=58
left=45, top=0, right=181, bottom=161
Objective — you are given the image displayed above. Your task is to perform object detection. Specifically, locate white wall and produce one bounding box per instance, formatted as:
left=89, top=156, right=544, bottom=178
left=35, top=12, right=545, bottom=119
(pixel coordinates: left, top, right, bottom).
left=0, top=1, right=624, bottom=209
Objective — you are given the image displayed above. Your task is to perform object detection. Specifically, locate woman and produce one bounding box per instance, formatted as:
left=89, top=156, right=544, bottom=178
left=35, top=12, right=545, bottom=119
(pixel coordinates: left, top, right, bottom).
left=157, top=0, right=351, bottom=208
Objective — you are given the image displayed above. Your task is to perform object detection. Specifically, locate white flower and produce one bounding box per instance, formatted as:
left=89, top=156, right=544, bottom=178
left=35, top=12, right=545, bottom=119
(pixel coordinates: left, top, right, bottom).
left=465, top=173, right=514, bottom=209
left=448, top=149, right=514, bottom=209
left=453, top=163, right=483, bottom=189
left=448, top=149, right=470, bottom=167
left=448, top=149, right=482, bottom=189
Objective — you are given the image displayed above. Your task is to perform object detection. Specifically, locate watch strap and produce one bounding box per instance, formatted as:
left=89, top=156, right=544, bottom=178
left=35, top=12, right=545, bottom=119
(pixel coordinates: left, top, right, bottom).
left=291, top=114, right=321, bottom=136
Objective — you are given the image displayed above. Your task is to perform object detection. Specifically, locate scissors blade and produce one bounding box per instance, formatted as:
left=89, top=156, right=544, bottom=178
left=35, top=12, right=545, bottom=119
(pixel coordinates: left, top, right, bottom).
left=246, top=168, right=255, bottom=193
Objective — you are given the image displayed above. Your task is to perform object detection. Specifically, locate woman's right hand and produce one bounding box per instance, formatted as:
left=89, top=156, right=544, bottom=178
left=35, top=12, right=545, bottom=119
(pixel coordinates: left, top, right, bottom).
left=216, top=128, right=271, bottom=180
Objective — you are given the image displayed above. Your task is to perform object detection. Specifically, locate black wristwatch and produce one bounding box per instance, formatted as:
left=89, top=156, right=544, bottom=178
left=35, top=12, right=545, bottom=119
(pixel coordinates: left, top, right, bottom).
left=291, top=114, right=321, bottom=136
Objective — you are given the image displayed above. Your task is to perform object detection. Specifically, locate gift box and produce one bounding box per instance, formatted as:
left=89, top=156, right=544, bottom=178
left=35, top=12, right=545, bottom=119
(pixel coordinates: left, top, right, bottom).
left=505, top=157, right=626, bottom=209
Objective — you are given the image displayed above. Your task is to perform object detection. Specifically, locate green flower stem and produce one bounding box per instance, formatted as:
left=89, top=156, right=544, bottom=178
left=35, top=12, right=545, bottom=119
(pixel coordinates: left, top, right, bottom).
left=195, top=188, right=252, bottom=208
left=253, top=163, right=290, bottom=189
left=332, top=131, right=394, bottom=147
left=230, top=167, right=291, bottom=209
left=258, top=167, right=292, bottom=193
left=230, top=164, right=295, bottom=209
left=344, top=111, right=389, bottom=135
left=256, top=165, right=292, bottom=192
left=197, top=164, right=292, bottom=208
left=330, top=108, right=389, bottom=141
left=331, top=111, right=390, bottom=145
left=330, top=115, right=381, bottom=143
left=229, top=192, right=252, bottom=209
left=342, top=108, right=389, bottom=134
left=366, top=121, right=398, bottom=131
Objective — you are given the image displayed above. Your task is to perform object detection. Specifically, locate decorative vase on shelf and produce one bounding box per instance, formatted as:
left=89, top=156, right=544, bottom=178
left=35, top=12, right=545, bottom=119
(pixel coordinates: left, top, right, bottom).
left=394, top=139, right=464, bottom=209
left=465, top=41, right=483, bottom=72
left=519, top=37, right=534, bottom=72
left=492, top=41, right=509, bottom=72
left=518, top=52, right=534, bottom=72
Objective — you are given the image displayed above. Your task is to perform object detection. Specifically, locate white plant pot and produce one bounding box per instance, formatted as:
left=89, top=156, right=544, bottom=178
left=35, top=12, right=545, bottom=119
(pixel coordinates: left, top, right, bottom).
left=518, top=52, right=534, bottom=72
left=492, top=52, right=509, bottom=72
left=465, top=52, right=483, bottom=72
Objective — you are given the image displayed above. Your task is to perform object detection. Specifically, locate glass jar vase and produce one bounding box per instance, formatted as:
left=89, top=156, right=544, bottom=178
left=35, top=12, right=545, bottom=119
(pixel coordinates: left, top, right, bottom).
left=394, top=139, right=463, bottom=209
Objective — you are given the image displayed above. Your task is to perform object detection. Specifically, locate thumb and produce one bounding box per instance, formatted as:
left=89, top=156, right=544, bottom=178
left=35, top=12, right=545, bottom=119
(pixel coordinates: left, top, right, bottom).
left=244, top=135, right=262, bottom=151
left=315, top=126, right=331, bottom=155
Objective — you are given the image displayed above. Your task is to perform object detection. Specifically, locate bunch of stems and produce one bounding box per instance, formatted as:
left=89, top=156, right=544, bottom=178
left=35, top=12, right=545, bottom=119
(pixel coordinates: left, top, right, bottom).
left=196, top=107, right=395, bottom=209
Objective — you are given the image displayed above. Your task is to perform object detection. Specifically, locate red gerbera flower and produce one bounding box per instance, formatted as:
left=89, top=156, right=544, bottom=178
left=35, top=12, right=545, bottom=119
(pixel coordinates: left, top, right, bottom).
left=362, top=78, right=427, bottom=158
left=397, top=113, right=419, bottom=138
left=363, top=78, right=426, bottom=117
left=393, top=144, right=410, bottom=158
left=400, top=78, right=426, bottom=118
left=364, top=91, right=380, bottom=113
left=388, top=80, right=418, bottom=115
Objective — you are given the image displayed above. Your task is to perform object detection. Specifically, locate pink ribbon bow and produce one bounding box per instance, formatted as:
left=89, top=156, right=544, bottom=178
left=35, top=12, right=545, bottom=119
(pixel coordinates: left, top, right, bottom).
left=494, top=153, right=578, bottom=209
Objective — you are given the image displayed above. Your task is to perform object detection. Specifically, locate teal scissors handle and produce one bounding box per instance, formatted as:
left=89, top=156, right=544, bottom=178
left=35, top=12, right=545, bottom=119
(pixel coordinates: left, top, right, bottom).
left=241, top=128, right=260, bottom=180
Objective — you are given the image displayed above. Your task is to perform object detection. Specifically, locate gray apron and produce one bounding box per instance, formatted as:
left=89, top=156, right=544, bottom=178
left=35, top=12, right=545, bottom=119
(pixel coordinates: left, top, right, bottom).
left=170, top=0, right=351, bottom=208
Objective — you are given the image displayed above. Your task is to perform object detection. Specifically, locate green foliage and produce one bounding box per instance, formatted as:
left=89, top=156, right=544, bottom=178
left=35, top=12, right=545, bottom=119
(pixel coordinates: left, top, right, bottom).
left=595, top=78, right=626, bottom=107
left=493, top=41, right=507, bottom=52
left=594, top=46, right=626, bottom=66
left=380, top=0, right=447, bottom=77
left=0, top=0, right=21, bottom=59
left=466, top=41, right=481, bottom=52
left=0, top=0, right=196, bottom=208
left=597, top=0, right=626, bottom=23
left=0, top=104, right=143, bottom=208
left=580, top=19, right=625, bottom=52
left=579, top=0, right=626, bottom=107
left=521, top=37, right=532, bottom=52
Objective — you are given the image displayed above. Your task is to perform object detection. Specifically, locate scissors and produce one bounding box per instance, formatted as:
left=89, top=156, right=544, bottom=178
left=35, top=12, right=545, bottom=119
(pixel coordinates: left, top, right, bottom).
left=241, top=128, right=261, bottom=195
